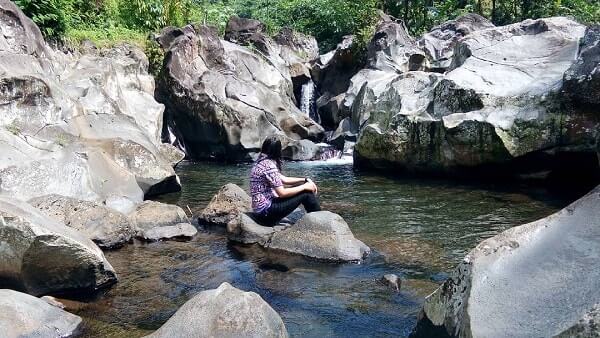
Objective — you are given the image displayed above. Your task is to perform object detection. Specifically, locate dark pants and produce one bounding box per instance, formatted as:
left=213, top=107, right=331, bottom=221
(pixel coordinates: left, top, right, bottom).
left=255, top=192, right=321, bottom=226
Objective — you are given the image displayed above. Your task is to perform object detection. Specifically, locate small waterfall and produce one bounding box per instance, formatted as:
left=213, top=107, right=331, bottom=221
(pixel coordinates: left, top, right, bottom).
left=300, top=80, right=319, bottom=124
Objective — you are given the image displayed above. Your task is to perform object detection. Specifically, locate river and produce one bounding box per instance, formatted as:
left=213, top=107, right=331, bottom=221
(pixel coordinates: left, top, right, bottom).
left=76, top=160, right=571, bottom=337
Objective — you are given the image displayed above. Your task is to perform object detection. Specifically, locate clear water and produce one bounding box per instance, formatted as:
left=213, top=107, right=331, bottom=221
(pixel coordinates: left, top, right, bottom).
left=75, top=161, right=570, bottom=337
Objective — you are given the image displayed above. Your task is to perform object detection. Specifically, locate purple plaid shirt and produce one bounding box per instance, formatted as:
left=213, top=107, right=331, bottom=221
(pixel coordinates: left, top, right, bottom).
left=250, top=155, right=283, bottom=213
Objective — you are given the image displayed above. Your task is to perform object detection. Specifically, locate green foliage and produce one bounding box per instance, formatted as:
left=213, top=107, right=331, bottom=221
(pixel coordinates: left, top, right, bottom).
left=15, top=0, right=67, bottom=39
left=145, top=37, right=165, bottom=77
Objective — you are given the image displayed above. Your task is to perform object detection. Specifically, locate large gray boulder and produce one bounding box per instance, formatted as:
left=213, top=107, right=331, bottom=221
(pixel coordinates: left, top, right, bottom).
left=129, top=201, right=196, bottom=241
left=145, top=282, right=288, bottom=338
left=199, top=183, right=252, bottom=226
left=418, top=13, right=494, bottom=72
left=0, top=0, right=180, bottom=204
left=354, top=17, right=600, bottom=182
left=0, top=196, right=117, bottom=296
left=411, top=185, right=600, bottom=337
left=268, top=211, right=371, bottom=261
left=563, top=25, right=600, bottom=106
left=0, top=289, right=82, bottom=338
left=156, top=22, right=324, bottom=162
left=28, top=194, right=135, bottom=249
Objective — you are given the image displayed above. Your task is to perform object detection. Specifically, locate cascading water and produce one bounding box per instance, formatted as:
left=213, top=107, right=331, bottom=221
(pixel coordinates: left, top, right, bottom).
left=300, top=80, right=319, bottom=124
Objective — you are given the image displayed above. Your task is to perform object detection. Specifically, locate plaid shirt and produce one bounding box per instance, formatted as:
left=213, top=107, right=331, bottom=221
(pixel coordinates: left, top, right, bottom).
left=250, top=155, right=283, bottom=213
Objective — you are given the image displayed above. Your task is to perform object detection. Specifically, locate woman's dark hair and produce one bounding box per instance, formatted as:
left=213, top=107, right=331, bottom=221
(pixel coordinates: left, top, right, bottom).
left=259, top=136, right=282, bottom=170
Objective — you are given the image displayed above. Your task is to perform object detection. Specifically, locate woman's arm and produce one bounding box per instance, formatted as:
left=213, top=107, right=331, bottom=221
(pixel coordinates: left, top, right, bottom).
left=274, top=182, right=316, bottom=198
left=280, top=175, right=306, bottom=185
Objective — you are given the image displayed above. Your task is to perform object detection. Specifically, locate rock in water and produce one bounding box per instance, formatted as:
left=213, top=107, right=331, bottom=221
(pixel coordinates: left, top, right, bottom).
left=411, top=186, right=600, bottom=337
left=28, top=194, right=135, bottom=249
left=0, top=196, right=117, bottom=296
left=0, top=1, right=180, bottom=204
left=267, top=211, right=371, bottom=262
left=0, top=289, right=82, bottom=338
left=354, top=17, right=600, bottom=183
left=156, top=22, right=324, bottom=162
left=381, top=274, right=401, bottom=292
left=129, top=201, right=196, bottom=241
left=145, top=282, right=288, bottom=338
left=199, top=184, right=252, bottom=226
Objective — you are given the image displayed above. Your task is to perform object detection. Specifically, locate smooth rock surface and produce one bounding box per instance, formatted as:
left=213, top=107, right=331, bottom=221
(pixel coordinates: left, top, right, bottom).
left=268, top=211, right=371, bottom=262
left=0, top=196, right=117, bottom=296
left=129, top=201, right=194, bottom=241
left=157, top=22, right=323, bottom=162
left=139, top=223, right=197, bottom=242
left=199, top=184, right=251, bottom=226
left=145, top=282, right=288, bottom=338
left=227, top=213, right=288, bottom=246
left=0, top=1, right=180, bottom=203
left=412, top=185, right=600, bottom=337
left=29, top=194, right=134, bottom=249
left=0, top=289, right=82, bottom=338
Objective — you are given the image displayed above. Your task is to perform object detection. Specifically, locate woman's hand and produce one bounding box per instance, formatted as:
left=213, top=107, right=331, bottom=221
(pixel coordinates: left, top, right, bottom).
left=305, top=179, right=318, bottom=195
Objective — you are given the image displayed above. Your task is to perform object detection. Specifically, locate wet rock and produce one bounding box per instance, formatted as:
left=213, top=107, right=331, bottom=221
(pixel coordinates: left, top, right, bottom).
left=139, top=223, right=197, bottom=242
left=227, top=213, right=287, bottom=246
left=0, top=289, right=82, bottom=338
left=418, top=13, right=494, bottom=72
left=199, top=184, right=251, bottom=227
left=0, top=196, right=117, bottom=296
left=145, top=282, right=288, bottom=338
left=0, top=1, right=180, bottom=203
left=411, top=185, right=600, bottom=337
left=328, top=118, right=357, bottom=150
left=29, top=194, right=135, bottom=249
left=129, top=201, right=194, bottom=241
left=381, top=274, right=401, bottom=292
left=157, top=22, right=323, bottom=162
left=282, top=139, right=338, bottom=161
left=268, top=211, right=370, bottom=262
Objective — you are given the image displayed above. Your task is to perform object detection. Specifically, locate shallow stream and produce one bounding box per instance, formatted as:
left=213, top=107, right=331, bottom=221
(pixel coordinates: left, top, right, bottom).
left=77, top=160, right=571, bottom=337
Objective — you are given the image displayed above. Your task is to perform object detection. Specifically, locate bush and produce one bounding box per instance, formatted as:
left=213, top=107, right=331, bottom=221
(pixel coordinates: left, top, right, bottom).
left=15, top=0, right=67, bottom=39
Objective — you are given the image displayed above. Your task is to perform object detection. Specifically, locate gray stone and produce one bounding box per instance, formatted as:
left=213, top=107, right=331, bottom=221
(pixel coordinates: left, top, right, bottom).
left=418, top=13, right=494, bottom=71
left=145, top=282, right=288, bottom=338
left=268, top=211, right=370, bottom=262
left=29, top=194, right=135, bottom=249
left=227, top=213, right=284, bottom=246
left=129, top=201, right=190, bottom=237
left=0, top=1, right=180, bottom=203
left=138, top=223, right=197, bottom=242
left=0, top=289, right=82, bottom=338
left=412, top=185, right=600, bottom=337
left=0, top=196, right=117, bottom=296
left=157, top=23, right=323, bottom=162
left=563, top=25, right=600, bottom=106
left=381, top=274, right=401, bottom=292
left=199, top=184, right=251, bottom=227
left=556, top=304, right=600, bottom=338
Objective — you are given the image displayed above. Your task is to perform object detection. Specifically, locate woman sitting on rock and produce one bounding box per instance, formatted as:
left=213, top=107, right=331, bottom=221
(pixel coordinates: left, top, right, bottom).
left=250, top=136, right=321, bottom=226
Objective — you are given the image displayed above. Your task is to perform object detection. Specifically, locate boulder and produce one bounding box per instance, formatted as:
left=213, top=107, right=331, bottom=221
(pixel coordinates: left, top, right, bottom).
left=227, top=213, right=289, bottom=246
left=0, top=1, right=180, bottom=203
left=28, top=194, right=135, bottom=249
left=0, top=289, right=82, bottom=338
left=354, top=17, right=600, bottom=183
left=129, top=201, right=195, bottom=241
left=139, top=223, right=197, bottom=242
left=267, top=211, right=370, bottom=262
left=417, top=13, right=494, bottom=72
left=556, top=304, right=600, bottom=337
left=157, top=22, right=324, bottom=162
left=411, top=185, right=600, bottom=337
left=0, top=196, right=117, bottom=296
left=145, top=282, right=288, bottom=338
left=198, top=184, right=251, bottom=226
left=563, top=25, right=600, bottom=106
left=381, top=274, right=401, bottom=292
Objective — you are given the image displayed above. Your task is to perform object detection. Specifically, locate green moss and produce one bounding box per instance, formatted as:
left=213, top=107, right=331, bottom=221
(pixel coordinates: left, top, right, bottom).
left=5, top=123, right=21, bottom=136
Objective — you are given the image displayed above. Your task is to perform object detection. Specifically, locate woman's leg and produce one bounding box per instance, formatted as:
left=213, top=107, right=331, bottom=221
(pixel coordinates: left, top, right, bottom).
left=262, top=192, right=321, bottom=226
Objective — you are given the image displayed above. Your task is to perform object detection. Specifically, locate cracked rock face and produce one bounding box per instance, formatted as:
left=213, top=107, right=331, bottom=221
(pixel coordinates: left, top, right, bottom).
left=157, top=23, right=324, bottom=162
left=145, top=282, right=288, bottom=338
left=0, top=0, right=180, bottom=204
left=0, top=196, right=117, bottom=296
left=0, top=289, right=83, bottom=338
left=353, top=16, right=600, bottom=182
left=411, top=185, right=600, bottom=337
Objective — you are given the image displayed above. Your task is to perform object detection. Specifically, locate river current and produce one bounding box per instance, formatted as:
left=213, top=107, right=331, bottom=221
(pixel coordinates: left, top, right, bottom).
left=76, top=160, right=570, bottom=337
